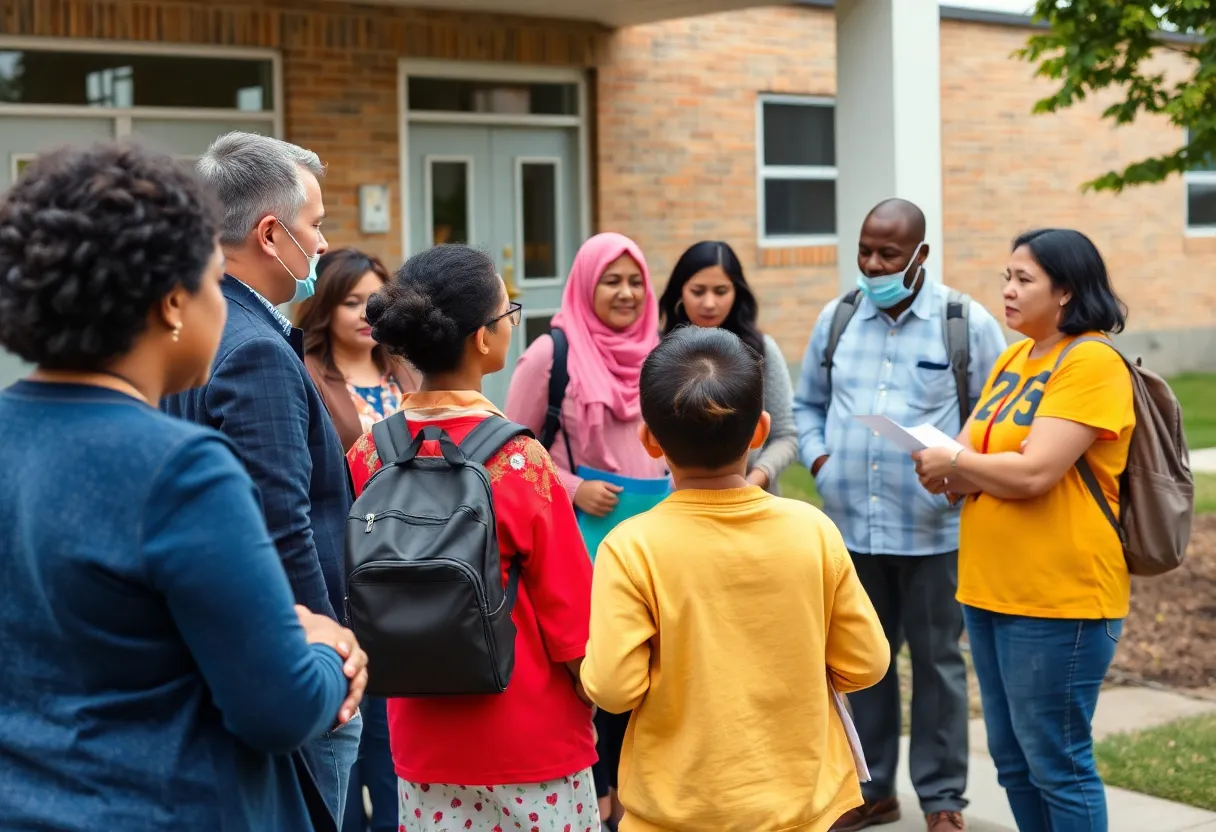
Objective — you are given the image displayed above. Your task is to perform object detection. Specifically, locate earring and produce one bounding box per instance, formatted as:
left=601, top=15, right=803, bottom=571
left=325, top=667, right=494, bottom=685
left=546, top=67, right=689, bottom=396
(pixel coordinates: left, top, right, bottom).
left=171, top=322, right=182, bottom=342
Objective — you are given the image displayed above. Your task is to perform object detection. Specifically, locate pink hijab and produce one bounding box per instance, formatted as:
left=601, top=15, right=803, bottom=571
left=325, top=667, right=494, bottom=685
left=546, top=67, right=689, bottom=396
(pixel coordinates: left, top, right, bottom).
left=549, top=232, right=659, bottom=433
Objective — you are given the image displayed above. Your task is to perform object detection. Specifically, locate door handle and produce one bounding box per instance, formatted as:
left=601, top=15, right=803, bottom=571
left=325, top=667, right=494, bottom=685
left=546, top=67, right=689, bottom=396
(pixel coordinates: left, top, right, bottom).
left=503, top=265, right=521, bottom=300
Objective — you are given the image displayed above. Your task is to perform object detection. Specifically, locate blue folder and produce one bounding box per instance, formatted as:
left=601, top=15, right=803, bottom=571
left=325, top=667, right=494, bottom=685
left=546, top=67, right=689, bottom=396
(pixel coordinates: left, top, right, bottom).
left=575, top=465, right=672, bottom=561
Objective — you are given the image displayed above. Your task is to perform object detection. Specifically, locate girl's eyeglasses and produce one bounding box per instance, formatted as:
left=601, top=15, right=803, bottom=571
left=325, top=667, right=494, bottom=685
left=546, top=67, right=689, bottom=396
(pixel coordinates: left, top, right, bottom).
left=484, top=301, right=522, bottom=328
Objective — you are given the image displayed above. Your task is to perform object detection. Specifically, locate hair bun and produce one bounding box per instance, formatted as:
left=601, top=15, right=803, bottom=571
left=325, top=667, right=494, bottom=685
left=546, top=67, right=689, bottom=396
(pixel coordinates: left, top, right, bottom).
left=368, top=281, right=459, bottom=360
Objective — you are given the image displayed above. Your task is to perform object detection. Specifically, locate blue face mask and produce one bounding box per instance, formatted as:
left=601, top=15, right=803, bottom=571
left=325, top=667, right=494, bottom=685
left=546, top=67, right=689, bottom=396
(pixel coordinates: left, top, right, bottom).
left=275, top=220, right=320, bottom=303
left=856, top=242, right=925, bottom=310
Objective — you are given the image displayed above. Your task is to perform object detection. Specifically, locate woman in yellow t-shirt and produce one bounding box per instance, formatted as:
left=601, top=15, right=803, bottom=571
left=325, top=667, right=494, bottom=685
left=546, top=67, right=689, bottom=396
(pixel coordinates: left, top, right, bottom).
left=912, top=229, right=1133, bottom=832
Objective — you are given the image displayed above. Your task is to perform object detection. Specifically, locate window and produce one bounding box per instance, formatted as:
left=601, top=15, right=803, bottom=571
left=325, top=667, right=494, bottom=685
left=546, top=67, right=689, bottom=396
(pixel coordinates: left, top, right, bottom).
left=757, top=95, right=837, bottom=246
left=1186, top=130, right=1216, bottom=234
left=0, top=49, right=274, bottom=110
left=407, top=78, right=577, bottom=116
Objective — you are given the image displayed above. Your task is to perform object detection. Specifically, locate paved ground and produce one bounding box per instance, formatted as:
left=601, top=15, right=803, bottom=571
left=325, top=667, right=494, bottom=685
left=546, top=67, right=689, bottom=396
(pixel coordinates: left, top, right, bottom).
left=879, top=687, right=1216, bottom=832
left=1191, top=447, right=1216, bottom=473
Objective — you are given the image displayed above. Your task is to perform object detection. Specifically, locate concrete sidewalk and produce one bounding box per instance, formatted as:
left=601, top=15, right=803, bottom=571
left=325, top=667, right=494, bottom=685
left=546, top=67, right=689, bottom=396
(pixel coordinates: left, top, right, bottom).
left=878, top=687, right=1216, bottom=832
left=1190, top=447, right=1216, bottom=474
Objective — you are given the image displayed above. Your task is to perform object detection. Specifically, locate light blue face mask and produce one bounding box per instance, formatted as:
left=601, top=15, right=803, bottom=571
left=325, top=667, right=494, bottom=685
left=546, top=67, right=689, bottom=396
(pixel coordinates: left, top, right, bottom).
left=275, top=220, right=320, bottom=303
left=856, top=241, right=926, bottom=310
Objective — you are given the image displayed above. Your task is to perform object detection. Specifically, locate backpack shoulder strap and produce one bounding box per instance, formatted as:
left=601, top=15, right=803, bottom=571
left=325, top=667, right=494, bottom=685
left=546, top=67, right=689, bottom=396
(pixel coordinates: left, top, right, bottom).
left=370, top=411, right=411, bottom=465
left=943, top=289, right=972, bottom=426
left=539, top=327, right=570, bottom=451
left=823, top=290, right=862, bottom=397
left=1053, top=335, right=1130, bottom=545
left=1053, top=334, right=1121, bottom=369
left=457, top=414, right=532, bottom=612
left=459, top=415, right=535, bottom=466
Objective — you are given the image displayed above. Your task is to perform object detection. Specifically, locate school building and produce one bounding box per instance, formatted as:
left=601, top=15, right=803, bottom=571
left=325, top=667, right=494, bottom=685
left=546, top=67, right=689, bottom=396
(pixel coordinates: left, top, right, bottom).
left=2, top=0, right=1214, bottom=396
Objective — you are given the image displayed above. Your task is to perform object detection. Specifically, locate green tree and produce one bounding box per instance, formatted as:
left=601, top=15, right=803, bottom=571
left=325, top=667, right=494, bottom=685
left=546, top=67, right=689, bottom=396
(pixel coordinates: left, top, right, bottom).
left=1017, top=1, right=1216, bottom=192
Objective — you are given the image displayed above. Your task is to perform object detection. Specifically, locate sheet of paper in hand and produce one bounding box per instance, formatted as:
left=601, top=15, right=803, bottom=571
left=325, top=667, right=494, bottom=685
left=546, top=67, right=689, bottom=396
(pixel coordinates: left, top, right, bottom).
left=854, top=414, right=964, bottom=455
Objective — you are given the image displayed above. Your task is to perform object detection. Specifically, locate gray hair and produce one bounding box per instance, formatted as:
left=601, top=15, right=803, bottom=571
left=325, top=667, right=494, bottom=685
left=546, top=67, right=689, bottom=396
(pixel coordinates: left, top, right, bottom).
left=196, top=132, right=325, bottom=245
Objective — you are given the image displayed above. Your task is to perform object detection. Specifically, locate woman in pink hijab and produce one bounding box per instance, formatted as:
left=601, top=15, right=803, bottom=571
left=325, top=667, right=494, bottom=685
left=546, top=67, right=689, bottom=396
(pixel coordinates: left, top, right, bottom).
left=505, top=231, right=666, bottom=827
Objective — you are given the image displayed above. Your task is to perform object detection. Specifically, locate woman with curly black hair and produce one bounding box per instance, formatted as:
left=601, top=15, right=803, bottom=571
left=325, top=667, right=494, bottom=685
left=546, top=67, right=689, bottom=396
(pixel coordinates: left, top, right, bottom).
left=658, top=241, right=798, bottom=494
left=0, top=142, right=366, bottom=831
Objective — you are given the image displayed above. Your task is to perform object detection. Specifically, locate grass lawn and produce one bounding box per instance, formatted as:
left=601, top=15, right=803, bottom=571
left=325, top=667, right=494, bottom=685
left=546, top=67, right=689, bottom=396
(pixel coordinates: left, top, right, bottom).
left=778, top=372, right=1216, bottom=513
left=1094, top=714, right=1216, bottom=810
left=1173, top=373, right=1216, bottom=451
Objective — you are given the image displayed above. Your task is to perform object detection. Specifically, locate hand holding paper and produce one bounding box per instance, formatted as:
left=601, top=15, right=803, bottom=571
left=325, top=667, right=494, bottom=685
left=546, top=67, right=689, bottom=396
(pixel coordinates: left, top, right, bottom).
left=854, top=415, right=964, bottom=455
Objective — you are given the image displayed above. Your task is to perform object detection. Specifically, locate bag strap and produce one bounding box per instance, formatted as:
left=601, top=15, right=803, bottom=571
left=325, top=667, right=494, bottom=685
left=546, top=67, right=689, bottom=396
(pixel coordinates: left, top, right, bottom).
left=1052, top=335, right=1129, bottom=545
left=371, top=411, right=411, bottom=465
left=460, top=415, right=532, bottom=615
left=943, top=290, right=972, bottom=428
left=458, top=415, right=534, bottom=466
left=501, top=559, right=523, bottom=615
left=539, top=327, right=571, bottom=448
left=823, top=289, right=862, bottom=399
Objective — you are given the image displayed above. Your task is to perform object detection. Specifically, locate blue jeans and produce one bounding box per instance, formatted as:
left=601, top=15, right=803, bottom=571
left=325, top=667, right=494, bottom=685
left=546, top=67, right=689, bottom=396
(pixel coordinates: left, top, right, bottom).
left=308, top=710, right=363, bottom=829
left=342, top=698, right=397, bottom=832
left=963, top=606, right=1121, bottom=832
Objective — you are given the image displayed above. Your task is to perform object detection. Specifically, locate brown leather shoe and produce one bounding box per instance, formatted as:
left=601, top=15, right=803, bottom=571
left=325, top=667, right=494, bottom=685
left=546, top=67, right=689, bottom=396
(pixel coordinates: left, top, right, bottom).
left=831, top=797, right=901, bottom=831
left=926, top=811, right=965, bottom=831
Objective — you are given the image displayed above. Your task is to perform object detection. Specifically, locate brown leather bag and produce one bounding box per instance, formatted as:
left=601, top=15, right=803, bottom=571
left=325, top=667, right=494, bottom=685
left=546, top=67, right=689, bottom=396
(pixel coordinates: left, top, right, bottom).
left=1056, top=337, right=1194, bottom=577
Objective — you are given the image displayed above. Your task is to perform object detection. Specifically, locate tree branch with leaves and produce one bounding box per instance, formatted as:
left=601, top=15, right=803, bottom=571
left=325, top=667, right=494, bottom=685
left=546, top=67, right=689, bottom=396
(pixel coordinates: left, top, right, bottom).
left=1017, top=1, right=1216, bottom=192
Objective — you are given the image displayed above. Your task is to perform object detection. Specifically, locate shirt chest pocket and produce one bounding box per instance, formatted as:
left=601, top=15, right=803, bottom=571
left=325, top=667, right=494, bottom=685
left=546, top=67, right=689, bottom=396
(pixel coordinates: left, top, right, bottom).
left=908, top=349, right=957, bottom=408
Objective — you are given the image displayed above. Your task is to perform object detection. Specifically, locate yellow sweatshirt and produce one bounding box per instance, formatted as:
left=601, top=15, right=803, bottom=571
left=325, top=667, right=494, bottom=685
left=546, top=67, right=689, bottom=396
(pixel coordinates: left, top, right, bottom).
left=581, top=487, right=890, bottom=832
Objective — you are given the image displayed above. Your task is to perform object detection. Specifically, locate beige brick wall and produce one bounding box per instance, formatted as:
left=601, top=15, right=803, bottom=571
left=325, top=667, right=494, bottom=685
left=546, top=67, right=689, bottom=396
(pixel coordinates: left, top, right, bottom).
left=595, top=6, right=840, bottom=361
left=940, top=19, right=1216, bottom=335
left=596, top=6, right=1216, bottom=364
left=4, top=0, right=604, bottom=268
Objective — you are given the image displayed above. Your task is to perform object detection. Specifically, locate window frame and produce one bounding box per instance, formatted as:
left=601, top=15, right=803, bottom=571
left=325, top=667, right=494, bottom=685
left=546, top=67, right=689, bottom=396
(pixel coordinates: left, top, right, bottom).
left=0, top=36, right=283, bottom=137
left=1185, top=170, right=1216, bottom=238
left=755, top=93, right=838, bottom=249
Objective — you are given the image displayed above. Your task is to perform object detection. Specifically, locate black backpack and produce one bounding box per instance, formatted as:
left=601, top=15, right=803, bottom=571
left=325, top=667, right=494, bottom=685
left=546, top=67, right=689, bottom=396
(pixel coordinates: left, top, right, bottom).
left=345, top=412, right=532, bottom=697
left=538, top=327, right=576, bottom=471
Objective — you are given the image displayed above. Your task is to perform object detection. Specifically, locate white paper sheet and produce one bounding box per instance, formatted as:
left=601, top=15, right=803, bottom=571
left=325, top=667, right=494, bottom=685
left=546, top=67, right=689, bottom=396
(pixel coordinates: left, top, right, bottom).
left=854, top=415, right=964, bottom=455
left=831, top=683, right=871, bottom=783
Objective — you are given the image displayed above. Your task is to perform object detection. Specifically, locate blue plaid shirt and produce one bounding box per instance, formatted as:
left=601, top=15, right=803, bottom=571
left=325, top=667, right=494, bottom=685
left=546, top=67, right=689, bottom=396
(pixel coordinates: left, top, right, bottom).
left=793, top=280, right=1007, bottom=556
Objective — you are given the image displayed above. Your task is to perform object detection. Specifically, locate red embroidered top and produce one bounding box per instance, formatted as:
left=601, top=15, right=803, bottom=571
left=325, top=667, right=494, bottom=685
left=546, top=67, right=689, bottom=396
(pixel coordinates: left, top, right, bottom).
left=346, top=391, right=597, bottom=785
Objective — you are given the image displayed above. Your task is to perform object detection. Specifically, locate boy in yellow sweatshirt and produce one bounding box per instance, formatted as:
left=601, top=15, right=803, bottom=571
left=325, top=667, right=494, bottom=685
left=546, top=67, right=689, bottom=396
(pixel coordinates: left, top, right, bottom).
left=581, top=326, right=891, bottom=832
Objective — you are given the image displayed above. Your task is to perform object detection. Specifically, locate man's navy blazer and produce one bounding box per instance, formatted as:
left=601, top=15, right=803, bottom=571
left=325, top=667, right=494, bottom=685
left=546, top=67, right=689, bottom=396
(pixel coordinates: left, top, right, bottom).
left=162, top=276, right=350, bottom=623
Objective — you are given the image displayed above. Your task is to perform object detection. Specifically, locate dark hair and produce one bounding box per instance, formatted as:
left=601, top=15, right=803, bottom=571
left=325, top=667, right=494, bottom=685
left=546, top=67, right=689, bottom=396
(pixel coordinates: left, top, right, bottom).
left=295, top=248, right=394, bottom=376
left=640, top=326, right=764, bottom=470
left=1012, top=229, right=1127, bottom=335
left=658, top=241, right=765, bottom=356
left=367, top=244, right=502, bottom=375
left=0, top=142, right=221, bottom=371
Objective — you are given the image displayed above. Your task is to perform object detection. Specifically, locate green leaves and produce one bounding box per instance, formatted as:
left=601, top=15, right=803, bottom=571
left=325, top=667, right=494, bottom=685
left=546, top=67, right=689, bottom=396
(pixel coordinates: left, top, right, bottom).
left=1016, top=0, right=1216, bottom=192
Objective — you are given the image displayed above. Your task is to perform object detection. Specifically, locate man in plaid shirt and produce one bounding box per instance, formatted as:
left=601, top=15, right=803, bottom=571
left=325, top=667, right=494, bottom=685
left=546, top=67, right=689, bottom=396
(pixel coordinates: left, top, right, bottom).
left=794, top=199, right=1006, bottom=832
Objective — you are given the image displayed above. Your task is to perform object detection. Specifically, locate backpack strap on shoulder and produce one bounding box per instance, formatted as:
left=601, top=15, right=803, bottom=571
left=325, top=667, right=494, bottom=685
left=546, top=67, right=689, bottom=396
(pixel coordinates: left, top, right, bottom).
left=371, top=411, right=411, bottom=465
left=943, top=290, right=972, bottom=427
left=459, top=415, right=533, bottom=615
left=1052, top=335, right=1129, bottom=545
left=539, top=327, right=570, bottom=451
left=823, top=289, right=862, bottom=398
left=459, top=415, right=534, bottom=466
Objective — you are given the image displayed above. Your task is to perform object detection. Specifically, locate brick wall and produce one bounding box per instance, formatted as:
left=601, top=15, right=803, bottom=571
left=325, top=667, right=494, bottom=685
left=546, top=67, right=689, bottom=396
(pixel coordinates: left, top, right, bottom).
left=596, top=6, right=1216, bottom=364
left=939, top=19, right=1216, bottom=335
left=2, top=0, right=604, bottom=267
left=595, top=5, right=840, bottom=361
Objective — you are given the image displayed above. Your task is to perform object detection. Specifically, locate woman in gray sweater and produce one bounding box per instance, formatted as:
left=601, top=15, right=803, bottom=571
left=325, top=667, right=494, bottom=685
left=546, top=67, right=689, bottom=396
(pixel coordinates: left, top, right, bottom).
left=658, top=241, right=799, bottom=494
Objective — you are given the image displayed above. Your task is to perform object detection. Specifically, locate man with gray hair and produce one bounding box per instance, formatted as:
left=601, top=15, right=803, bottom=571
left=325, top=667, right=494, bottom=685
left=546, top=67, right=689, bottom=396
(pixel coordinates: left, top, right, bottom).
left=162, top=131, right=362, bottom=832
